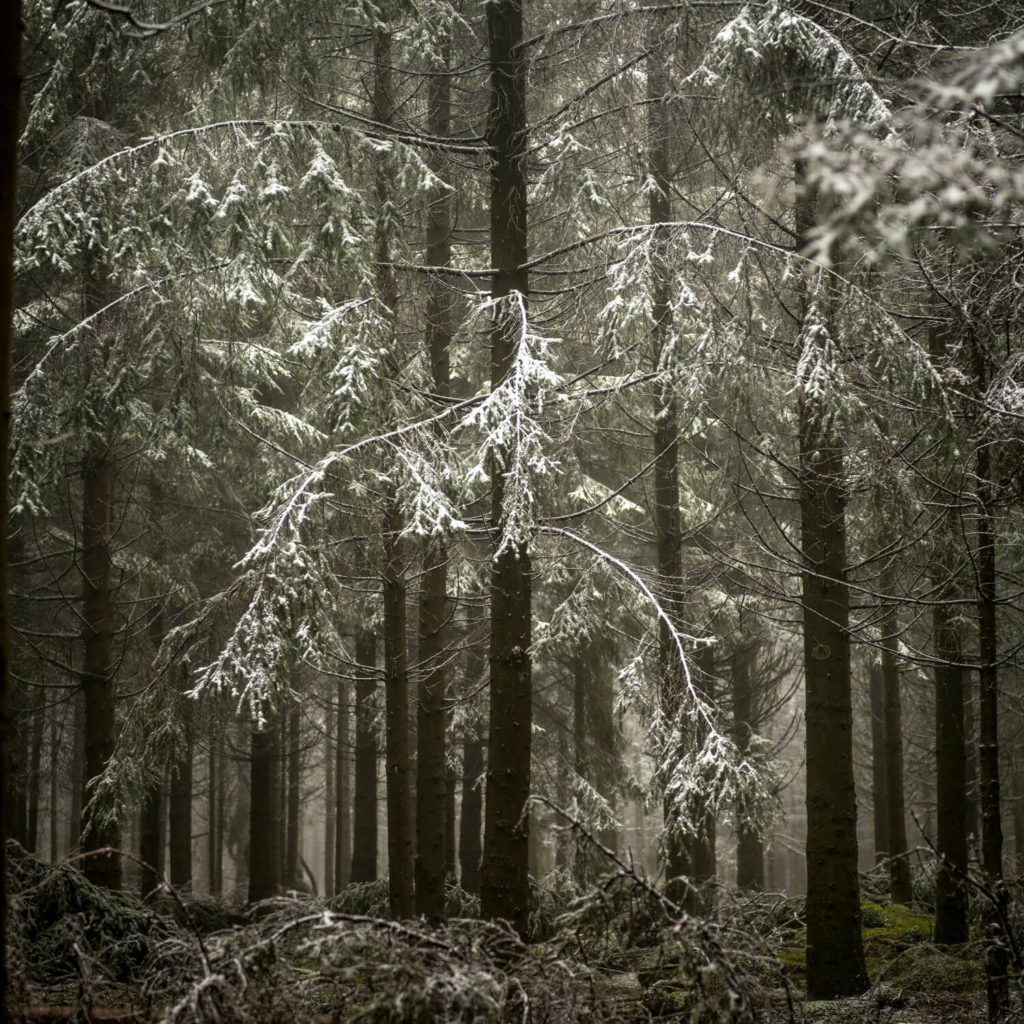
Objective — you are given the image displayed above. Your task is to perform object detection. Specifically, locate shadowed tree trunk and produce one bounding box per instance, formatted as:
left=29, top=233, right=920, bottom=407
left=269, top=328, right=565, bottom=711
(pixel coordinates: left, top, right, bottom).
left=286, top=703, right=300, bottom=890
left=208, top=737, right=221, bottom=897
left=930, top=326, right=968, bottom=945
left=733, top=638, right=764, bottom=890
left=460, top=635, right=486, bottom=896
left=351, top=630, right=378, bottom=883
left=324, top=696, right=335, bottom=897
left=480, top=0, right=532, bottom=937
left=881, top=591, right=912, bottom=904
left=249, top=722, right=280, bottom=902
left=869, top=660, right=888, bottom=867
left=796, top=171, right=867, bottom=999
left=80, top=444, right=121, bottom=890
left=139, top=781, right=164, bottom=895
left=646, top=24, right=690, bottom=905
left=335, top=672, right=351, bottom=892
left=414, top=34, right=453, bottom=925
left=169, top=702, right=193, bottom=889
left=0, top=10, right=19, bottom=1014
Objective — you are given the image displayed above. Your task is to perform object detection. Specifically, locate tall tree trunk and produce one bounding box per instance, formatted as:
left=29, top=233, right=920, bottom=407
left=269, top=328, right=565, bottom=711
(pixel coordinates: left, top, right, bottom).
left=976, top=444, right=1002, bottom=885
left=80, top=447, right=121, bottom=889
left=480, top=0, right=532, bottom=937
left=868, top=660, right=889, bottom=866
left=286, top=703, right=301, bottom=890
left=383, top=501, right=414, bottom=917
left=68, top=692, right=84, bottom=852
left=139, top=780, right=164, bottom=896
left=26, top=691, right=44, bottom=852
left=796, top=171, right=866, bottom=999
left=169, top=704, right=193, bottom=889
left=0, top=13, right=19, bottom=1017
left=930, top=327, right=969, bottom=945
left=733, top=637, right=764, bottom=890
left=324, top=695, right=335, bottom=897
left=208, top=738, right=220, bottom=897
left=414, top=35, right=453, bottom=924
left=881, top=591, right=912, bottom=903
left=49, top=717, right=60, bottom=862
left=249, top=722, right=280, bottom=902
left=351, top=630, right=378, bottom=883
left=460, top=637, right=486, bottom=896
left=335, top=672, right=351, bottom=891
left=647, top=35, right=690, bottom=903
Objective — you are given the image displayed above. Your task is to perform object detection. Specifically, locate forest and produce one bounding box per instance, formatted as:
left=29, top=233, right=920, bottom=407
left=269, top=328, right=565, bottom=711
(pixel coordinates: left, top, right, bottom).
left=3, top=0, right=1024, bottom=1021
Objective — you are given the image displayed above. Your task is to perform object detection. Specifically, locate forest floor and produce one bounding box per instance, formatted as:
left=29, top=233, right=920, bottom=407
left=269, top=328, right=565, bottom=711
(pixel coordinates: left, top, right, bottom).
left=5, top=844, right=1012, bottom=1024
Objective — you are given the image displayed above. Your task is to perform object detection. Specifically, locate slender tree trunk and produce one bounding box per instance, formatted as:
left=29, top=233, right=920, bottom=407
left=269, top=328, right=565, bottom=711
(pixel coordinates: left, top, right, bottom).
left=733, top=638, right=764, bottom=890
left=965, top=690, right=980, bottom=841
left=460, top=641, right=486, bottom=895
left=351, top=630, right=378, bottom=883
left=80, top=447, right=121, bottom=889
left=383, top=501, right=414, bottom=917
left=49, top=717, right=59, bottom=862
left=976, top=446, right=1003, bottom=885
left=869, top=660, right=889, bottom=866
left=335, top=672, right=351, bottom=891
left=324, top=696, right=335, bottom=897
left=0, top=6, right=19, bottom=1011
left=930, top=326, right=969, bottom=945
left=249, top=723, right=279, bottom=902
left=69, top=692, right=84, bottom=852
left=169, top=705, right=193, bottom=889
left=286, top=703, right=300, bottom=890
left=881, top=592, right=913, bottom=903
left=26, top=691, right=44, bottom=852
left=480, top=0, right=532, bottom=937
left=208, top=738, right=220, bottom=897
left=139, top=780, right=163, bottom=895
left=647, top=39, right=690, bottom=903
left=796, top=169, right=866, bottom=999
left=414, top=35, right=453, bottom=924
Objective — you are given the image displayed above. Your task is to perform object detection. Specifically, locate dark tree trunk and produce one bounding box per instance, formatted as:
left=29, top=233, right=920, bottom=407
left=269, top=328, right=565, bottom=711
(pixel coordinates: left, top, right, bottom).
left=383, top=501, right=414, bottom=918
left=881, top=594, right=913, bottom=903
left=976, top=446, right=1002, bottom=885
left=49, top=718, right=59, bottom=861
left=930, top=328, right=968, bottom=945
left=415, top=36, right=453, bottom=924
left=324, top=696, right=335, bottom=897
left=647, top=32, right=690, bottom=905
left=139, top=781, right=164, bottom=896
left=26, top=691, right=44, bottom=852
left=80, top=448, right=121, bottom=889
left=68, top=692, right=84, bottom=852
left=869, top=660, right=889, bottom=866
left=797, top=170, right=866, bottom=999
left=351, top=630, right=378, bottom=883
left=965, top=690, right=980, bottom=842
left=480, top=0, right=532, bottom=938
left=208, top=738, right=221, bottom=897
left=286, top=703, right=300, bottom=890
left=169, top=707, right=193, bottom=889
left=460, top=641, right=486, bottom=896
left=335, top=672, right=351, bottom=892
left=733, top=639, right=764, bottom=890
left=0, top=14, right=19, bottom=1016
left=249, top=723, right=280, bottom=902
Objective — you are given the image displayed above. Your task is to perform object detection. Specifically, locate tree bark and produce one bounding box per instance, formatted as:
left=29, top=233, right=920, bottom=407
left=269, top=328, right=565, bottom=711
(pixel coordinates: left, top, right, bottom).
left=285, top=703, right=300, bottom=890
left=26, top=691, right=44, bottom=852
left=797, top=170, right=867, bottom=999
left=880, top=592, right=912, bottom=903
left=732, top=638, right=764, bottom=890
left=335, top=671, right=351, bottom=892
left=480, top=0, right=532, bottom=938
left=868, top=660, right=889, bottom=866
left=208, top=738, right=220, bottom=897
left=0, top=4, right=19, bottom=1012
left=460, top=637, right=486, bottom=896
left=324, top=695, right=335, bottom=897
left=351, top=630, right=378, bottom=883
left=139, top=781, right=163, bottom=896
left=168, top=705, right=193, bottom=890
left=80, top=447, right=121, bottom=889
left=249, top=722, right=280, bottom=902
left=414, top=36, right=453, bottom=924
